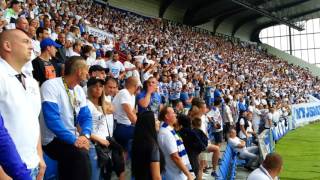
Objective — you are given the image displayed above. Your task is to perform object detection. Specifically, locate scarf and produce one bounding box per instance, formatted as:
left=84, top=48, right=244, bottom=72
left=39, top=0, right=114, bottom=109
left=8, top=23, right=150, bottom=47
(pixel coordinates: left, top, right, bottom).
left=161, top=122, right=192, bottom=171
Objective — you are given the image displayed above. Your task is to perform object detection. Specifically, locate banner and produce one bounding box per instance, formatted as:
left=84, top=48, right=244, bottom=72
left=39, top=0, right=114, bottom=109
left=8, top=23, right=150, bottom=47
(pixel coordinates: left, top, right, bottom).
left=86, top=26, right=114, bottom=41
left=291, top=102, right=320, bottom=128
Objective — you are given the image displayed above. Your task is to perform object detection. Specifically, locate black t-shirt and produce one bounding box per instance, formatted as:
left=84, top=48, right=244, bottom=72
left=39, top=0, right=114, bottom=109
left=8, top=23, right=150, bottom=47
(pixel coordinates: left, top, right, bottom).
left=32, top=57, right=61, bottom=86
left=150, top=144, right=160, bottom=162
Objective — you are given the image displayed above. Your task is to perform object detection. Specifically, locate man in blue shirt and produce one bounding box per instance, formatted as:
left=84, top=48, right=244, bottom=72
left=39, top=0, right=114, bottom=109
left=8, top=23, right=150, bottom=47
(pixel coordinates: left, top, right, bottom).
left=137, top=77, right=162, bottom=118
left=0, top=114, right=31, bottom=180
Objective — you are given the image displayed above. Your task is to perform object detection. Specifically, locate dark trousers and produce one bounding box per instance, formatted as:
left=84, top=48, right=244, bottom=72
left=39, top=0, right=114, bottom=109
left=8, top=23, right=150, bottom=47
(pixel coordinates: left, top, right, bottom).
left=223, top=122, right=233, bottom=141
left=43, top=138, right=92, bottom=180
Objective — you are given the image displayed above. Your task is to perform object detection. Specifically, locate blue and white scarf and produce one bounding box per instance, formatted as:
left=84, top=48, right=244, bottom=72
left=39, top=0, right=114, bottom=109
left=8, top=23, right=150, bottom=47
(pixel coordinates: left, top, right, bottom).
left=161, top=122, right=192, bottom=171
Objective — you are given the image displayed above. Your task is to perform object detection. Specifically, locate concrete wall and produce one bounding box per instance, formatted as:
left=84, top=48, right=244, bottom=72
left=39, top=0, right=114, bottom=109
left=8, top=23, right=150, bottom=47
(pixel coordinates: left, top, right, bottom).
left=262, top=44, right=320, bottom=77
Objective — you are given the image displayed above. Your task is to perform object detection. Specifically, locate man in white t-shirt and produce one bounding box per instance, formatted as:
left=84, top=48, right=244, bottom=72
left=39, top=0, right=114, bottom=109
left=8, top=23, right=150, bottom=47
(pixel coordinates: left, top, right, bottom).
left=112, top=77, right=138, bottom=151
left=158, top=107, right=194, bottom=180
left=228, top=129, right=259, bottom=170
left=207, top=98, right=223, bottom=146
left=0, top=29, right=45, bottom=179
left=105, top=51, right=125, bottom=80
left=248, top=153, right=283, bottom=180
left=123, top=53, right=136, bottom=79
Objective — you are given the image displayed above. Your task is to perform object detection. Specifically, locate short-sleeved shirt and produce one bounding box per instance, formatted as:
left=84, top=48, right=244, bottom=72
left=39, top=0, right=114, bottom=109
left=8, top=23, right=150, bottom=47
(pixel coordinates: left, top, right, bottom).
left=112, top=88, right=135, bottom=125
left=169, top=81, right=182, bottom=100
left=137, top=91, right=161, bottom=115
left=180, top=92, right=191, bottom=108
left=32, top=57, right=60, bottom=86
left=158, top=124, right=187, bottom=180
left=105, top=60, right=125, bottom=78
left=228, top=137, right=243, bottom=153
left=207, top=107, right=223, bottom=132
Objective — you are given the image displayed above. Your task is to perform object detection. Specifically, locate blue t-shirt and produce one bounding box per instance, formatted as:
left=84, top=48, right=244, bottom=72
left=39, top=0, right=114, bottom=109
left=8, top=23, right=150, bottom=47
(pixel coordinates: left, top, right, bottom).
left=180, top=92, right=191, bottom=108
left=137, top=91, right=162, bottom=115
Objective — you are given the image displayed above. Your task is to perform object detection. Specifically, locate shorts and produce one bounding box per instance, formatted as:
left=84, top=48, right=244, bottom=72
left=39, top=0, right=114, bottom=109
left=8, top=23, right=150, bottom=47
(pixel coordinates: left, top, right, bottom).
left=213, top=131, right=223, bottom=144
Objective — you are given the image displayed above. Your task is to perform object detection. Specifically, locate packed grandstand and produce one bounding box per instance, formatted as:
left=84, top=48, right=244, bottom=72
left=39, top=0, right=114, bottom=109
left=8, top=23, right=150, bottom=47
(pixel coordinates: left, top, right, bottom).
left=0, top=0, right=319, bottom=180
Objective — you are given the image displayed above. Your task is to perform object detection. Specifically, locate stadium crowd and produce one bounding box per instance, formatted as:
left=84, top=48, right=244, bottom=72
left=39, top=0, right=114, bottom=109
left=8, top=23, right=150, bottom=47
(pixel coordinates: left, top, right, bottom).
left=0, top=0, right=319, bottom=180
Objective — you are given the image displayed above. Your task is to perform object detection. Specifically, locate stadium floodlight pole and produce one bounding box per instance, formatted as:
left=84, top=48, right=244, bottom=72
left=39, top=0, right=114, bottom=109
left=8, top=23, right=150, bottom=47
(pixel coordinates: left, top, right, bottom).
left=232, top=0, right=304, bottom=31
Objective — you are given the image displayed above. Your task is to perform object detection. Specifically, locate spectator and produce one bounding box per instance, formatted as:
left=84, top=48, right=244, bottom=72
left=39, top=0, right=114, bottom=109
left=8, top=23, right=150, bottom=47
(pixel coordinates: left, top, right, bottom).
left=41, top=56, right=92, bottom=180
left=89, top=65, right=107, bottom=79
left=70, top=40, right=83, bottom=56
left=247, top=153, right=283, bottom=180
left=87, top=77, right=125, bottom=180
left=0, top=29, right=45, bottom=180
left=177, top=114, right=206, bottom=179
left=0, top=113, right=32, bottom=180
left=105, top=51, right=125, bottom=80
left=132, top=111, right=165, bottom=180
left=55, top=32, right=68, bottom=66
left=222, top=97, right=234, bottom=141
left=15, top=17, right=29, bottom=32
left=158, top=106, right=194, bottom=180
left=180, top=84, right=193, bottom=109
left=35, top=27, right=50, bottom=56
left=32, top=38, right=62, bottom=86
left=207, top=98, right=224, bottom=147
left=137, top=77, right=162, bottom=117
left=112, top=77, right=139, bottom=151
left=4, top=0, right=21, bottom=29
left=104, top=77, right=119, bottom=101
left=228, top=129, right=259, bottom=170
left=236, top=110, right=250, bottom=141
left=169, top=73, right=182, bottom=106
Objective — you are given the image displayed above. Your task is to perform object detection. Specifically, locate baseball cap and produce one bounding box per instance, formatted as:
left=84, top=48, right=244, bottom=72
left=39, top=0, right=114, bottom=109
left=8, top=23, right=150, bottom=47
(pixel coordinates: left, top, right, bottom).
left=89, top=65, right=106, bottom=74
left=40, top=38, right=62, bottom=50
left=87, top=77, right=105, bottom=87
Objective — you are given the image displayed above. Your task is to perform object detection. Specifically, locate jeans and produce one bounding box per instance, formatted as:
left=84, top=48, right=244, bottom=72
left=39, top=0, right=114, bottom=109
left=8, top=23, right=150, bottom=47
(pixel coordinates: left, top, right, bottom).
left=89, top=147, right=101, bottom=180
left=113, top=123, right=135, bottom=152
left=30, top=167, right=39, bottom=180
left=239, top=146, right=259, bottom=167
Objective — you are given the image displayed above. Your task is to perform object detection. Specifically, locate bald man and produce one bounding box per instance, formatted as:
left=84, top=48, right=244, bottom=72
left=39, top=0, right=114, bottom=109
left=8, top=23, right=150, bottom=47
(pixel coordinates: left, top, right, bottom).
left=0, top=29, right=46, bottom=179
left=112, top=77, right=139, bottom=151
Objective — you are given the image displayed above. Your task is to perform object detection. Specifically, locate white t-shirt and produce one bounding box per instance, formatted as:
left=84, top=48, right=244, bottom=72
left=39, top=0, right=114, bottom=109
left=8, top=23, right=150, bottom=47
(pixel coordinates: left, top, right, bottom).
left=112, top=89, right=135, bottom=125
left=0, top=58, right=41, bottom=169
left=123, top=61, right=136, bottom=79
left=247, top=166, right=273, bottom=180
left=239, top=118, right=247, bottom=139
left=207, top=108, right=223, bottom=132
left=228, top=136, right=243, bottom=153
left=158, top=125, right=187, bottom=180
left=200, top=115, right=209, bottom=136
left=87, top=100, right=113, bottom=138
left=40, top=77, right=88, bottom=145
left=105, top=60, right=125, bottom=78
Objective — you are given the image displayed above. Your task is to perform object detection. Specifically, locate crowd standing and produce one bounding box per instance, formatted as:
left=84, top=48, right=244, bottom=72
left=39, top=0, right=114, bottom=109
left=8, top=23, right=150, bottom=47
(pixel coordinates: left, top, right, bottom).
left=0, top=0, right=317, bottom=179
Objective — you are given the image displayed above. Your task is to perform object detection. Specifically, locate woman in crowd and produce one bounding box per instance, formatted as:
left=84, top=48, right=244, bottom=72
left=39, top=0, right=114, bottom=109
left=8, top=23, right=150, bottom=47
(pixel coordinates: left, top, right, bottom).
left=87, top=77, right=125, bottom=180
left=131, top=111, right=165, bottom=180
